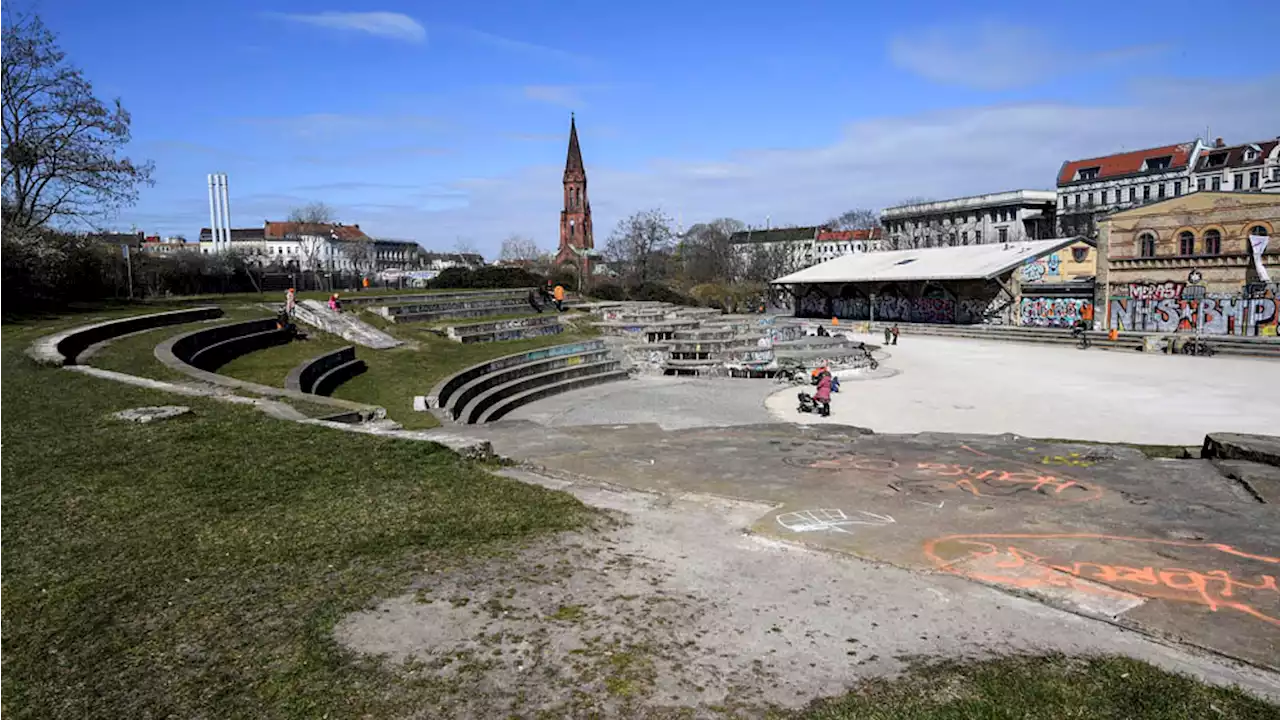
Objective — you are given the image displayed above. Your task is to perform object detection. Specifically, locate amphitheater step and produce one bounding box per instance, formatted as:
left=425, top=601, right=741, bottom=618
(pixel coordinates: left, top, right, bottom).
left=458, top=360, right=622, bottom=424
left=476, top=369, right=630, bottom=424
left=446, top=315, right=563, bottom=344
left=445, top=350, right=614, bottom=420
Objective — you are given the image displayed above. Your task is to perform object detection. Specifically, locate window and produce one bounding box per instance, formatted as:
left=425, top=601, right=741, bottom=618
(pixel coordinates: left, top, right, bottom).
left=1158, top=183, right=1166, bottom=199
left=1143, top=185, right=1151, bottom=201
left=1197, top=178, right=1206, bottom=191
left=1249, top=225, right=1268, bottom=238
left=961, top=231, right=969, bottom=244
left=1074, top=194, right=1081, bottom=208
left=1174, top=181, right=1182, bottom=196
left=1072, top=246, right=1089, bottom=263
left=1212, top=177, right=1221, bottom=191
left=1139, top=232, right=1157, bottom=257
left=1086, top=192, right=1094, bottom=206
left=1250, top=171, right=1260, bottom=189
left=998, top=227, right=1008, bottom=244
left=1179, top=231, right=1195, bottom=255
left=1204, top=229, right=1221, bottom=255
left=1274, top=168, right=1280, bottom=181
left=975, top=230, right=982, bottom=243
left=1144, top=156, right=1172, bottom=171
left=1245, top=148, right=1259, bottom=162
left=1234, top=174, right=1244, bottom=190
left=1129, top=187, right=1137, bottom=202
left=1078, top=167, right=1100, bottom=180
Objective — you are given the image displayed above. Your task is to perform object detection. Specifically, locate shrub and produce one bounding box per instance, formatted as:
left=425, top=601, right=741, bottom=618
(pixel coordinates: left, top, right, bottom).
left=588, top=282, right=626, bottom=301
left=429, top=266, right=545, bottom=290
left=628, top=282, right=696, bottom=306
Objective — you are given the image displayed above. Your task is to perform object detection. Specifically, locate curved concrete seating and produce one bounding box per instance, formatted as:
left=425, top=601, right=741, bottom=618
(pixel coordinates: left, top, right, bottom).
left=341, top=288, right=533, bottom=308
left=474, top=365, right=629, bottom=424
left=429, top=339, right=626, bottom=424
left=156, top=319, right=384, bottom=422
left=28, top=306, right=223, bottom=366
left=448, top=349, right=614, bottom=422
left=379, top=294, right=534, bottom=323
left=285, top=346, right=367, bottom=396
left=172, top=318, right=294, bottom=372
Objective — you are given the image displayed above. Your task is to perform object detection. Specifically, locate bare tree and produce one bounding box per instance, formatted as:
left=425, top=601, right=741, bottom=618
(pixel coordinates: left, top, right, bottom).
left=287, top=201, right=337, bottom=224
left=826, top=208, right=880, bottom=231
left=292, top=232, right=330, bottom=289
left=679, top=217, right=744, bottom=284
left=605, top=208, right=675, bottom=285
left=741, top=241, right=801, bottom=284
left=346, top=240, right=378, bottom=278
left=499, top=234, right=542, bottom=263
left=2, top=12, right=154, bottom=230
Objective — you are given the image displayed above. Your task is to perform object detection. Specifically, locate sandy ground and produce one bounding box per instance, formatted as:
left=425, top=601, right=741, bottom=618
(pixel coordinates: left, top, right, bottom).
left=766, top=333, right=1278, bottom=445
left=336, top=470, right=1280, bottom=717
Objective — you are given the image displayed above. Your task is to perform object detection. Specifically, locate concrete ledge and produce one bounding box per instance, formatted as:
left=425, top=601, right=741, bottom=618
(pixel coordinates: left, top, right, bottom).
left=1202, top=432, right=1280, bottom=468
left=453, top=355, right=616, bottom=423
left=428, top=339, right=608, bottom=411
left=156, top=319, right=384, bottom=420
left=341, top=288, right=533, bottom=308
left=28, top=306, right=223, bottom=366
left=446, top=315, right=563, bottom=344
left=477, top=369, right=629, bottom=423
left=286, top=346, right=367, bottom=396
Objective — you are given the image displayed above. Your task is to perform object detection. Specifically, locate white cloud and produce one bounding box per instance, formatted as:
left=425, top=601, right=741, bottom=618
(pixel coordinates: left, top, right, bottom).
left=125, top=76, right=1280, bottom=260
left=447, top=26, right=590, bottom=66
left=522, top=85, right=589, bottom=108
left=271, top=11, right=426, bottom=44
left=889, top=21, right=1162, bottom=90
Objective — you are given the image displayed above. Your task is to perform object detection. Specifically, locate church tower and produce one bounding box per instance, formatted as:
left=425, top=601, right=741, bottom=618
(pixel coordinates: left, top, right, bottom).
left=557, top=113, right=594, bottom=267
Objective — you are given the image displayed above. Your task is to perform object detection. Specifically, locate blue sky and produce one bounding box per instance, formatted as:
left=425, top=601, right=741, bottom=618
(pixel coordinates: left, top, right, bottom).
left=36, top=0, right=1280, bottom=256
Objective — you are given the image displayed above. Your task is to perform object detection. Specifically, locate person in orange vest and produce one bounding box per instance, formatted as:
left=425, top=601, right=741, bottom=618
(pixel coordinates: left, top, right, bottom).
left=1079, top=301, right=1094, bottom=331
left=553, top=284, right=566, bottom=312
left=362, top=276, right=370, bottom=290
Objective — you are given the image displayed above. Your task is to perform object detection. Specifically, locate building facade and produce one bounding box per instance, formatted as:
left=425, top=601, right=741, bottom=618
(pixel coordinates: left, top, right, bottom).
left=1191, top=138, right=1280, bottom=195
left=1056, top=140, right=1205, bottom=238
left=1098, top=191, right=1279, bottom=336
left=197, top=221, right=428, bottom=273
left=813, top=228, right=882, bottom=262
left=557, top=114, right=595, bottom=268
left=880, top=190, right=1057, bottom=250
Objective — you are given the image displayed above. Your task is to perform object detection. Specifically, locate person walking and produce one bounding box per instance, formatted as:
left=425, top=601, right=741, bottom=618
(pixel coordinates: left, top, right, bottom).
left=285, top=287, right=296, bottom=318
left=890, top=324, right=900, bottom=346
left=553, top=284, right=566, bottom=312
left=813, top=368, right=833, bottom=416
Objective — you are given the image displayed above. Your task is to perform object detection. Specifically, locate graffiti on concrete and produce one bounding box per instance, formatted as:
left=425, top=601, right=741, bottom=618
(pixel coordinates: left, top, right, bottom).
left=1124, top=282, right=1184, bottom=300
left=1109, top=295, right=1279, bottom=336
left=776, top=508, right=895, bottom=534
left=1020, top=297, right=1088, bottom=328
left=831, top=295, right=868, bottom=319
left=784, top=453, right=900, bottom=472
left=798, top=287, right=1011, bottom=325
left=911, top=461, right=1101, bottom=502
left=924, top=533, right=1280, bottom=627
left=799, top=291, right=829, bottom=317
left=1021, top=260, right=1047, bottom=283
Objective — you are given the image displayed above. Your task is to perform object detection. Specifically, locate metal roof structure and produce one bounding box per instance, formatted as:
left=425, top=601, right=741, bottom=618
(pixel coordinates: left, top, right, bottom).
left=772, top=237, right=1090, bottom=285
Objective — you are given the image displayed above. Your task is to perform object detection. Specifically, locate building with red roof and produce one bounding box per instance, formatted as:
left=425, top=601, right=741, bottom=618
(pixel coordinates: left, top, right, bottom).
left=1055, top=139, right=1206, bottom=238
left=1191, top=137, right=1280, bottom=195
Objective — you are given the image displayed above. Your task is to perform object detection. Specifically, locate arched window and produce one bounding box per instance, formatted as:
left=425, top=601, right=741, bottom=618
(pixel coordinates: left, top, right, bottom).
left=569, top=220, right=575, bottom=237
left=1249, top=225, right=1269, bottom=238
left=1138, top=232, right=1157, bottom=258
left=1204, top=229, right=1221, bottom=255
left=1179, top=231, right=1195, bottom=256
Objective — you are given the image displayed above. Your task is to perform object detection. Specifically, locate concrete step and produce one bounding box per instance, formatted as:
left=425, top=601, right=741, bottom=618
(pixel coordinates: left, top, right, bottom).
left=462, top=360, right=624, bottom=424
left=446, top=315, right=563, bottom=344
left=477, top=368, right=630, bottom=424
left=445, top=350, right=613, bottom=421
left=429, top=339, right=610, bottom=411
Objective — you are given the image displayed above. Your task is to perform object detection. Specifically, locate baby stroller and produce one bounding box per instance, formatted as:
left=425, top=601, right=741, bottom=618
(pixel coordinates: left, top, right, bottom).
left=797, top=391, right=831, bottom=416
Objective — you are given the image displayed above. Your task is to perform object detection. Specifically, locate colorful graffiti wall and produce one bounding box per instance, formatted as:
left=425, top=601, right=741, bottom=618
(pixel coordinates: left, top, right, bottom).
left=1020, top=297, right=1089, bottom=328
left=1109, top=282, right=1279, bottom=336
left=799, top=285, right=1009, bottom=325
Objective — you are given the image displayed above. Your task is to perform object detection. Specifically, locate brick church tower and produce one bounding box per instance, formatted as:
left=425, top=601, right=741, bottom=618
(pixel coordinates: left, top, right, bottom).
left=556, top=114, right=594, bottom=268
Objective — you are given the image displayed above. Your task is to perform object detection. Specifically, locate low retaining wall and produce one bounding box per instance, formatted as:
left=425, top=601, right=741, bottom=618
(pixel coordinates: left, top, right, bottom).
left=447, top=349, right=614, bottom=421
left=342, top=288, right=533, bottom=308
left=28, top=306, right=223, bottom=366
left=285, top=346, right=367, bottom=396
left=428, top=339, right=608, bottom=411
left=168, top=318, right=293, bottom=372
left=446, top=315, right=563, bottom=343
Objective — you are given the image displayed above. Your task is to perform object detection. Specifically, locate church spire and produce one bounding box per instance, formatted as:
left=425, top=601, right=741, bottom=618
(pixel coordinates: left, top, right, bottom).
left=564, top=113, right=584, bottom=178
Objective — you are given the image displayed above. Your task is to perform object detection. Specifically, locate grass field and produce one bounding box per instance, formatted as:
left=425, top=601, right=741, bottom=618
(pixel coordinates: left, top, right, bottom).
left=1, top=317, right=594, bottom=719
left=4, top=307, right=1276, bottom=719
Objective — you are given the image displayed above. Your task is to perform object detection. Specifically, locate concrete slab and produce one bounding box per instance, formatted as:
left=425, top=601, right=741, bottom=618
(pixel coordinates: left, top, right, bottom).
left=765, top=333, right=1280, bottom=446
left=483, top=423, right=1280, bottom=670
left=499, top=376, right=778, bottom=430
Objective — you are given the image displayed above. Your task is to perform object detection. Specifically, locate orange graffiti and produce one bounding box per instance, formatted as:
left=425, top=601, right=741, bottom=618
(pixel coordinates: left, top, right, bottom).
left=802, top=454, right=900, bottom=472
left=913, top=462, right=1101, bottom=502
left=924, top=533, right=1280, bottom=627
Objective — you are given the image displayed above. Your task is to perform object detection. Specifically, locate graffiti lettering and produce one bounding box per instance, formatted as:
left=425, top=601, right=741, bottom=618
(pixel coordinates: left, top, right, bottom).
left=776, top=508, right=896, bottom=534
left=1021, top=260, right=1047, bottom=282
left=924, top=533, right=1280, bottom=627
left=912, top=462, right=1100, bottom=501
left=1125, top=282, right=1184, bottom=300
left=1021, top=298, right=1088, bottom=328
left=1109, top=296, right=1279, bottom=336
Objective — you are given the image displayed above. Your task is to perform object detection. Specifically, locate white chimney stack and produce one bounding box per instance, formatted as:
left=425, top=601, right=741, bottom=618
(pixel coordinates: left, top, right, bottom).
left=208, top=174, right=219, bottom=251
left=218, top=174, right=231, bottom=250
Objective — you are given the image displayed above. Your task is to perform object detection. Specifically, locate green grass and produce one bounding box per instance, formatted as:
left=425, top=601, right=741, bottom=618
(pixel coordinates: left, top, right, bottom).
left=1, top=319, right=594, bottom=719
left=785, top=655, right=1277, bottom=720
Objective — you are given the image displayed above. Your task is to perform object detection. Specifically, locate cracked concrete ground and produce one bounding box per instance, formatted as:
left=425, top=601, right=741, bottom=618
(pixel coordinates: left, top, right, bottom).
left=336, top=471, right=1280, bottom=717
